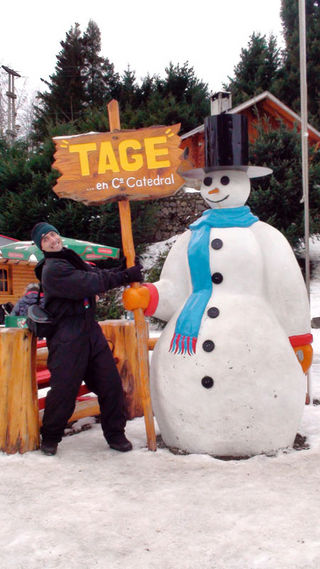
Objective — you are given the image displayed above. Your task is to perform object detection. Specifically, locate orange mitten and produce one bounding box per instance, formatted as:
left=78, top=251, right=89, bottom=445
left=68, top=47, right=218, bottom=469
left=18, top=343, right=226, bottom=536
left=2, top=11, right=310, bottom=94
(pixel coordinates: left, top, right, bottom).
left=293, top=344, right=313, bottom=374
left=122, top=285, right=150, bottom=311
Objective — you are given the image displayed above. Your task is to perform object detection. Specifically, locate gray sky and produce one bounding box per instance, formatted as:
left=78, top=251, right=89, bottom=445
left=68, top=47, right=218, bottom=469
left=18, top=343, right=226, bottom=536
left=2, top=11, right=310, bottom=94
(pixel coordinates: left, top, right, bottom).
left=1, top=0, right=283, bottom=96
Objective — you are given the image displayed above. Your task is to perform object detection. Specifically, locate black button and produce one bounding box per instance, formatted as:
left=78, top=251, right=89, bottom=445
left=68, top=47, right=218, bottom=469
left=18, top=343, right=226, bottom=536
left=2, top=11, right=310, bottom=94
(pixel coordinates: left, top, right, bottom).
left=202, top=340, right=215, bottom=352
left=201, top=376, right=214, bottom=389
left=211, top=238, right=223, bottom=250
left=203, top=176, right=212, bottom=186
left=207, top=307, right=220, bottom=318
left=212, top=272, right=223, bottom=284
left=220, top=176, right=230, bottom=186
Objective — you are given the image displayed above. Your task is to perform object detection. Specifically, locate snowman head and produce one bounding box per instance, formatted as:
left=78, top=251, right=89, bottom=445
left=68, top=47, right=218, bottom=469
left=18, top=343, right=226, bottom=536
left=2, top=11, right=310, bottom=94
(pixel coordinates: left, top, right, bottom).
left=182, top=114, right=272, bottom=199
left=200, top=169, right=250, bottom=209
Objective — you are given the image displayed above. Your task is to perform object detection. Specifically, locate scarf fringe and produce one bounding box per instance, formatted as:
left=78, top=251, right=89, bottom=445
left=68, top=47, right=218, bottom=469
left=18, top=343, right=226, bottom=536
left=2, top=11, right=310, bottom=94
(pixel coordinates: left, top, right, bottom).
left=169, top=333, right=197, bottom=355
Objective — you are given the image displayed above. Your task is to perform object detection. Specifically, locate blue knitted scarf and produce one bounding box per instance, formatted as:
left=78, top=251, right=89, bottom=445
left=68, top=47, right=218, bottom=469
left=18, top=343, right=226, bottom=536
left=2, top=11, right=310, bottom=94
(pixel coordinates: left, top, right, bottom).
left=169, top=206, right=259, bottom=355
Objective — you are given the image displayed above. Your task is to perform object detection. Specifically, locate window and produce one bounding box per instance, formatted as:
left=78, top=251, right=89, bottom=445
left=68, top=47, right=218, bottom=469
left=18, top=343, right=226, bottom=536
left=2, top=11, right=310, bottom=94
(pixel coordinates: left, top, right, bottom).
left=0, top=268, right=9, bottom=292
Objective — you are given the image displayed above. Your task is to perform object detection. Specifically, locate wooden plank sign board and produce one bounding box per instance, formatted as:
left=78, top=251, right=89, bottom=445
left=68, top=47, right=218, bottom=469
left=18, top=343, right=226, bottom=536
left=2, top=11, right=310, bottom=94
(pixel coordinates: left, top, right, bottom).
left=52, top=124, right=184, bottom=205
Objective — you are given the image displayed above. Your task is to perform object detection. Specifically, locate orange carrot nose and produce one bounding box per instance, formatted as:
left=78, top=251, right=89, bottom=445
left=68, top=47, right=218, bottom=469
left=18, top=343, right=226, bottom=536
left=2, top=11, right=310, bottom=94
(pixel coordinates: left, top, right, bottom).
left=208, top=188, right=219, bottom=194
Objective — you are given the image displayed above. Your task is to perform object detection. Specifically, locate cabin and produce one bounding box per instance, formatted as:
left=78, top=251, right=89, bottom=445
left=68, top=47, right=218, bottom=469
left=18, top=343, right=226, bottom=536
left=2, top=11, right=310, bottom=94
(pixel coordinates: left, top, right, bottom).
left=180, top=90, right=320, bottom=169
left=0, top=263, right=36, bottom=305
left=0, top=252, right=35, bottom=305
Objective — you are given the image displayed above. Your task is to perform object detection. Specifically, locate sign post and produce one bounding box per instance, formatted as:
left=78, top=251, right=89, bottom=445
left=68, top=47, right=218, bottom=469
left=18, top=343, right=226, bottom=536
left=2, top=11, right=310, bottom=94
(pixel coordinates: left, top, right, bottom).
left=52, top=100, right=185, bottom=450
left=108, top=99, right=156, bottom=451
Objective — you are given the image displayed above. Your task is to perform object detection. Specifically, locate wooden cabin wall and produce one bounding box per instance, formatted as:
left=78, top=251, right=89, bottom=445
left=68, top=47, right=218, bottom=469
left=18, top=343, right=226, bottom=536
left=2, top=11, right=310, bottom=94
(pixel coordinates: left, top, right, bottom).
left=180, top=132, right=205, bottom=169
left=0, top=264, right=37, bottom=305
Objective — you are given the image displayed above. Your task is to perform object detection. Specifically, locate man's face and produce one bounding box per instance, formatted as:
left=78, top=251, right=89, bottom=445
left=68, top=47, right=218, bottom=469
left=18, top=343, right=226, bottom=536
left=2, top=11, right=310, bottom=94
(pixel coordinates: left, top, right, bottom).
left=41, top=231, right=63, bottom=252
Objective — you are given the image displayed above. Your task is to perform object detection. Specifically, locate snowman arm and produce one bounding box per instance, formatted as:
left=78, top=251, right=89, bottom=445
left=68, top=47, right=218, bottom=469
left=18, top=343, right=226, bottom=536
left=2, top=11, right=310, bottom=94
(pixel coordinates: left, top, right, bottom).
left=147, top=231, right=192, bottom=322
left=289, top=334, right=313, bottom=374
left=289, top=333, right=313, bottom=347
left=252, top=221, right=311, bottom=336
left=143, top=283, right=159, bottom=316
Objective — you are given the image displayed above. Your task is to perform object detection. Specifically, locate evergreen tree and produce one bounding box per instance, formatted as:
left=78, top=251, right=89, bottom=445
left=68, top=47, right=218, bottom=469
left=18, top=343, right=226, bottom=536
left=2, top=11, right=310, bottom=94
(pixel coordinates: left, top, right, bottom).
left=0, top=138, right=60, bottom=238
left=248, top=120, right=320, bottom=247
left=82, top=20, right=120, bottom=108
left=33, top=23, right=86, bottom=139
left=33, top=18, right=210, bottom=137
left=225, top=32, right=281, bottom=106
left=275, top=0, right=320, bottom=127
left=118, top=62, right=210, bottom=133
left=117, top=66, right=140, bottom=111
left=158, top=62, right=210, bottom=133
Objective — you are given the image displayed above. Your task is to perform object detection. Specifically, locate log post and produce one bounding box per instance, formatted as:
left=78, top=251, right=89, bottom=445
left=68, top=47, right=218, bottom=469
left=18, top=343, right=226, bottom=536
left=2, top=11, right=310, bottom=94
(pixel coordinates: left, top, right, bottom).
left=0, top=328, right=39, bottom=454
left=100, top=320, right=144, bottom=419
left=107, top=100, right=157, bottom=451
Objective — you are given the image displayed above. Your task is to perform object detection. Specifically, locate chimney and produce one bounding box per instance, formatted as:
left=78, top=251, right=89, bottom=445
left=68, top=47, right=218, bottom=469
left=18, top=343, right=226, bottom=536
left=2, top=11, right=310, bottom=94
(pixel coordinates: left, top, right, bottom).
left=210, top=91, right=232, bottom=115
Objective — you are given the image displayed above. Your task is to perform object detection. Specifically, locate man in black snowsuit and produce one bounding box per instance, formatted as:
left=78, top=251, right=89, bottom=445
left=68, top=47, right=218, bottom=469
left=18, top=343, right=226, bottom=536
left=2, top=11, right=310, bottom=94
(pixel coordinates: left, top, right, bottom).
left=31, top=222, right=143, bottom=456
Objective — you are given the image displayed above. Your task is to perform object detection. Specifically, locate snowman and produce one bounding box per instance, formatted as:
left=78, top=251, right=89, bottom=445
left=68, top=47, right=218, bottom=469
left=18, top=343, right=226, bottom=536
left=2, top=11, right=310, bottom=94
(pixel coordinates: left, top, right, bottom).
left=123, top=113, right=313, bottom=457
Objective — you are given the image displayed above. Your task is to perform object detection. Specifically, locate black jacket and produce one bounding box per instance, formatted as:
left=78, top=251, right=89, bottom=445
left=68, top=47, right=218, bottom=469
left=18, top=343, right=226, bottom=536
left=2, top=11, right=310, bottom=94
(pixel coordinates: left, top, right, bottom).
left=35, top=248, right=142, bottom=323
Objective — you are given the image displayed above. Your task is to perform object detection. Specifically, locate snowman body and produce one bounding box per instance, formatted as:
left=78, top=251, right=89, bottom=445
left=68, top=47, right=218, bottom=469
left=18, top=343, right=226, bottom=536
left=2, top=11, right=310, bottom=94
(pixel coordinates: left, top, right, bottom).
left=150, top=171, right=310, bottom=456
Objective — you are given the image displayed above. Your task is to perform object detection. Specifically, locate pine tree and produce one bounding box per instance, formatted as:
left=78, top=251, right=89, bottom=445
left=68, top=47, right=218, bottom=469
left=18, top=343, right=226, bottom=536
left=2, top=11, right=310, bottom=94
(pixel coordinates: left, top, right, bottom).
left=0, top=138, right=59, bottom=238
left=82, top=20, right=120, bottom=108
left=33, top=23, right=86, bottom=139
left=274, top=0, right=320, bottom=127
left=248, top=120, right=320, bottom=246
left=118, top=66, right=140, bottom=111
left=160, top=62, right=210, bottom=132
left=225, top=32, right=281, bottom=106
left=118, top=62, right=210, bottom=133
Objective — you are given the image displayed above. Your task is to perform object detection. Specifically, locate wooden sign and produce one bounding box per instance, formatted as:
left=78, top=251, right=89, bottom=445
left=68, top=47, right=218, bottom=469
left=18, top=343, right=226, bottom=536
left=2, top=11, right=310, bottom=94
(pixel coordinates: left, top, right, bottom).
left=52, top=124, right=184, bottom=205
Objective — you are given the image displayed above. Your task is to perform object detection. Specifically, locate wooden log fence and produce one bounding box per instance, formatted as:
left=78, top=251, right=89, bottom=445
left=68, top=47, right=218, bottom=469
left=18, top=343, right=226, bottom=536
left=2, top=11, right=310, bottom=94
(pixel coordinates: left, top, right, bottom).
left=0, top=329, right=39, bottom=454
left=0, top=321, right=158, bottom=454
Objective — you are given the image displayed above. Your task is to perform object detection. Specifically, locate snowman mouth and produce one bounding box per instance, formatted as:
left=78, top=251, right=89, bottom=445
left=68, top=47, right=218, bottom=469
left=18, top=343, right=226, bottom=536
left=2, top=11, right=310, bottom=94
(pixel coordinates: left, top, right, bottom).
left=206, top=194, right=229, bottom=203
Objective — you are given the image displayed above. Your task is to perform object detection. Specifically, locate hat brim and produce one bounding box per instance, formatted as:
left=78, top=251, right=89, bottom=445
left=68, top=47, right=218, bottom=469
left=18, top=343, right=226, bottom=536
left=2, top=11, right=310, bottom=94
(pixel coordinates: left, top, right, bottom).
left=182, top=165, right=273, bottom=180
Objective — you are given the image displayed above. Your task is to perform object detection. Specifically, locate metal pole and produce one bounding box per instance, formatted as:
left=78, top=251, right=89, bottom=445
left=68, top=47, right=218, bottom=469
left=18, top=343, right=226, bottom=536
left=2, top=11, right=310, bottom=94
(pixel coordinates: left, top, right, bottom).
left=299, top=0, right=312, bottom=404
left=299, top=0, right=310, bottom=296
left=1, top=65, right=20, bottom=145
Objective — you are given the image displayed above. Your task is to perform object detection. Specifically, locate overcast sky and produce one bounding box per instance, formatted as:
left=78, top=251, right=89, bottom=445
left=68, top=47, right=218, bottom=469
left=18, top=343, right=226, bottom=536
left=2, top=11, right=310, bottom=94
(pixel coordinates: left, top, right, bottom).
left=1, top=0, right=283, bottom=97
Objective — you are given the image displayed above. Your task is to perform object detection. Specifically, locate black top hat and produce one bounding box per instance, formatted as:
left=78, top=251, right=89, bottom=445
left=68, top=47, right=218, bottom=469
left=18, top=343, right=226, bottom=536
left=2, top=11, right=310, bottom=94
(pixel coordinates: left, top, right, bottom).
left=183, top=113, right=272, bottom=180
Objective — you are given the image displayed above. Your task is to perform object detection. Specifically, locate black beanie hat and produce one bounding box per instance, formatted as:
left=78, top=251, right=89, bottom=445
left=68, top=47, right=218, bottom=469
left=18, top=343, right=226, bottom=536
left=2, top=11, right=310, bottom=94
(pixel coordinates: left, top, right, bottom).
left=31, top=222, right=60, bottom=250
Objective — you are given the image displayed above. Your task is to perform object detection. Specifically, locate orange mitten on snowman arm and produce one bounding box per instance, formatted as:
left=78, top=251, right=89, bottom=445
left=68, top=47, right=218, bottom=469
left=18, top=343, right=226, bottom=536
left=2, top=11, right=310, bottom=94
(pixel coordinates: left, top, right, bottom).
left=122, top=283, right=159, bottom=315
left=289, top=334, right=313, bottom=374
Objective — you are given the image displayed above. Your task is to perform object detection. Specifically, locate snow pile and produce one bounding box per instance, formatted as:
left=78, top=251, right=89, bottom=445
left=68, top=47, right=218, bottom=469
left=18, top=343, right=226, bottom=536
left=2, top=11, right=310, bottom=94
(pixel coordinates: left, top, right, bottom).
left=141, top=235, right=177, bottom=271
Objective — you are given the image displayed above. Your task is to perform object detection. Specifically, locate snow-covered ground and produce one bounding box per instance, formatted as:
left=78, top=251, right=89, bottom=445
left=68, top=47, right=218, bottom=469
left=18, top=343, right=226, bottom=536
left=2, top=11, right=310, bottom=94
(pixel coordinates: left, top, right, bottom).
left=1, top=240, right=320, bottom=569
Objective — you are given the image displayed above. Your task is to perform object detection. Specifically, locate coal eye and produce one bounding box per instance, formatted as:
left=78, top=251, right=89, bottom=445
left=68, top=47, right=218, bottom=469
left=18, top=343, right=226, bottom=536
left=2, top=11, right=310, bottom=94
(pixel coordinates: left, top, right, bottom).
left=203, top=176, right=212, bottom=186
left=220, top=176, right=230, bottom=186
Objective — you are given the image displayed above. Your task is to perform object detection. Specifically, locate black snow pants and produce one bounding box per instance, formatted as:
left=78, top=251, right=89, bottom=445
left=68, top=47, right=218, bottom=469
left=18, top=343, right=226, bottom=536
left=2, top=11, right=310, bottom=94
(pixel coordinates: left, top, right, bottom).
left=41, top=316, right=126, bottom=444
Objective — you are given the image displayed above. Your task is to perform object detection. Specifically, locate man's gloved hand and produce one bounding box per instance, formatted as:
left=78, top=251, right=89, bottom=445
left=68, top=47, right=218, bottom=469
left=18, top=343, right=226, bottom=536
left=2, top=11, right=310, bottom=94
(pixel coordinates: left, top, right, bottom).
left=123, top=285, right=150, bottom=311
left=123, top=258, right=144, bottom=284
left=110, top=257, right=127, bottom=273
